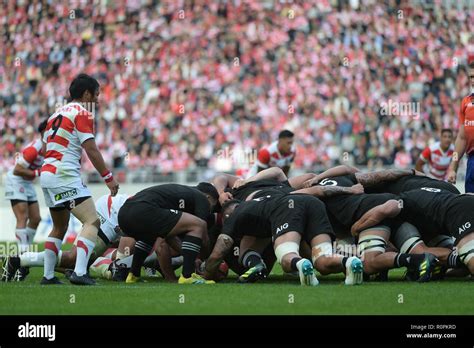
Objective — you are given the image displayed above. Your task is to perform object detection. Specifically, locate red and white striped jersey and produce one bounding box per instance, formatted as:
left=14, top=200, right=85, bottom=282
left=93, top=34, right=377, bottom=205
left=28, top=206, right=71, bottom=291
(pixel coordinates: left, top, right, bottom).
left=247, top=141, right=296, bottom=178
left=41, top=102, right=95, bottom=187
left=419, top=141, right=454, bottom=180
left=8, top=138, right=44, bottom=181
left=95, top=193, right=129, bottom=243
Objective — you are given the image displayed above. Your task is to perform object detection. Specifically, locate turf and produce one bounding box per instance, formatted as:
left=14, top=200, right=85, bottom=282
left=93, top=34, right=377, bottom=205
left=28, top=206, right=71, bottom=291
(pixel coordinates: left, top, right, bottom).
left=1, top=244, right=472, bottom=315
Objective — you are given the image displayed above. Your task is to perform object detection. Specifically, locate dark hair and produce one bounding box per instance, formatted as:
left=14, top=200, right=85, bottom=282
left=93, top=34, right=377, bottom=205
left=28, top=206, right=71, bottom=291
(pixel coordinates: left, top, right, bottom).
left=221, top=199, right=241, bottom=216
left=37, top=119, right=48, bottom=133
left=69, top=73, right=100, bottom=100
left=196, top=182, right=219, bottom=201
left=441, top=128, right=453, bottom=135
left=278, top=130, right=294, bottom=139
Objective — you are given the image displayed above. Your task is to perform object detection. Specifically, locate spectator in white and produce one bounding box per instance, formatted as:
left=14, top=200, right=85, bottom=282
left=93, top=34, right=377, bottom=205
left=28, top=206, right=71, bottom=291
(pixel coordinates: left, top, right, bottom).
left=415, top=129, right=454, bottom=180
left=247, top=130, right=296, bottom=178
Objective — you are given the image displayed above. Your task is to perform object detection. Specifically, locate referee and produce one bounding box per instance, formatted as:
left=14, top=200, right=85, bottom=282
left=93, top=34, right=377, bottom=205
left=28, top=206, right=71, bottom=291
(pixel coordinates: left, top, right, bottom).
left=447, top=59, right=474, bottom=192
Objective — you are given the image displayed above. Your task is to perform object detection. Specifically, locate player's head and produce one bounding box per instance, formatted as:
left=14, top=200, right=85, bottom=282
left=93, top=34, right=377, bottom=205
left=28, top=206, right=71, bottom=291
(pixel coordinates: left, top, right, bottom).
left=69, top=73, right=100, bottom=105
left=277, top=129, right=294, bottom=154
left=196, top=182, right=219, bottom=212
left=37, top=119, right=48, bottom=136
left=440, top=128, right=453, bottom=149
left=221, top=199, right=241, bottom=222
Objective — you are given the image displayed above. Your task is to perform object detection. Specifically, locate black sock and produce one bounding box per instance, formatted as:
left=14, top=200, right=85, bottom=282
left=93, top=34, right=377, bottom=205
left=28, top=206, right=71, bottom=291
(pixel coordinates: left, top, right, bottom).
left=241, top=250, right=263, bottom=268
left=341, top=256, right=348, bottom=268
left=394, top=253, right=424, bottom=268
left=290, top=257, right=302, bottom=272
left=131, top=241, right=153, bottom=277
left=447, top=251, right=463, bottom=268
left=181, top=235, right=202, bottom=278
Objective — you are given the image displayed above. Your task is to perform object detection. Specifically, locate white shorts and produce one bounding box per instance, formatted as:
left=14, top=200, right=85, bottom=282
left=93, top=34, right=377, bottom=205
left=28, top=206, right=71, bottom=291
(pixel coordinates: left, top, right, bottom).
left=4, top=174, right=38, bottom=202
left=42, top=180, right=92, bottom=208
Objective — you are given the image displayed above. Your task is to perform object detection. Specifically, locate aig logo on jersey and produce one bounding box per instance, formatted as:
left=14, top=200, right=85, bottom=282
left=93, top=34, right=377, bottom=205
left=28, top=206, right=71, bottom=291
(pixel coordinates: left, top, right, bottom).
left=458, top=222, right=472, bottom=235
left=276, top=222, right=289, bottom=234
left=169, top=209, right=179, bottom=214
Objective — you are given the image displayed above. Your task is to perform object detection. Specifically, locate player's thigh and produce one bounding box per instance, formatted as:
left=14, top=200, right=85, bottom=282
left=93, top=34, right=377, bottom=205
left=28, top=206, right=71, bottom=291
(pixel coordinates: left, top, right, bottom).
left=358, top=226, right=390, bottom=258
left=11, top=200, right=29, bottom=221
left=27, top=202, right=41, bottom=223
left=167, top=212, right=206, bottom=238
left=390, top=222, right=423, bottom=254
left=456, top=232, right=474, bottom=265
left=71, top=197, right=99, bottom=225
left=239, top=235, right=271, bottom=254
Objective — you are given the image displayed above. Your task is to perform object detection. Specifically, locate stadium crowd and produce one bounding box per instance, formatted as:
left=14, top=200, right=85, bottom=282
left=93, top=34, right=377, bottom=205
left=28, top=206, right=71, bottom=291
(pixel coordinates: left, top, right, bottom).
left=1, top=0, right=473, bottom=176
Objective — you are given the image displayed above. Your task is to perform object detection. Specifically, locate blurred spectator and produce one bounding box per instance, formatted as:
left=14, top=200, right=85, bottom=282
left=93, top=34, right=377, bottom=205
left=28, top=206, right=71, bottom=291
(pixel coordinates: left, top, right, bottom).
left=1, top=0, right=473, bottom=176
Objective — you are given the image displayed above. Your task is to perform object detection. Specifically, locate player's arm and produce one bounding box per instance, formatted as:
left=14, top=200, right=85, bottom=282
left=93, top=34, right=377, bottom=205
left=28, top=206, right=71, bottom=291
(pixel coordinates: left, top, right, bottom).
left=155, top=237, right=178, bottom=282
left=233, top=167, right=287, bottom=189
left=255, top=148, right=270, bottom=173
left=415, top=147, right=430, bottom=172
left=82, top=138, right=119, bottom=196
left=448, top=124, right=466, bottom=184
left=302, top=165, right=360, bottom=188
left=203, top=234, right=234, bottom=280
left=212, top=173, right=238, bottom=204
left=354, top=169, right=414, bottom=187
left=13, top=146, right=41, bottom=180
left=292, top=183, right=364, bottom=198
left=350, top=200, right=402, bottom=236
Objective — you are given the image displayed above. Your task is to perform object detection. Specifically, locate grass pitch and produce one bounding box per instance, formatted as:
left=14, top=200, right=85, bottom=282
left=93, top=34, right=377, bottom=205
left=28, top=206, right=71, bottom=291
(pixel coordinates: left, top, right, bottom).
left=0, top=244, right=472, bottom=315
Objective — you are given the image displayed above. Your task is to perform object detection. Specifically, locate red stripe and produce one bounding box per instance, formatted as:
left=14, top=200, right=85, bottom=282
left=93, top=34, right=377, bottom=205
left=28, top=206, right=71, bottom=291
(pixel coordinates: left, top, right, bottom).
left=46, top=115, right=75, bottom=134
left=45, top=150, right=63, bottom=161
left=95, top=258, right=112, bottom=267
left=45, top=241, right=59, bottom=255
left=77, top=240, right=89, bottom=256
left=47, top=135, right=69, bottom=148
left=41, top=164, right=57, bottom=174
left=107, top=195, right=113, bottom=217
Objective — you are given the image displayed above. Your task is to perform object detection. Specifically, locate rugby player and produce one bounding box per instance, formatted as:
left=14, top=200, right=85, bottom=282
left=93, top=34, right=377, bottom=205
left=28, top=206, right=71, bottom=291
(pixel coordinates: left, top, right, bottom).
left=39, top=74, right=119, bottom=285
left=415, top=129, right=454, bottom=180
left=117, top=183, right=219, bottom=284
left=3, top=119, right=47, bottom=280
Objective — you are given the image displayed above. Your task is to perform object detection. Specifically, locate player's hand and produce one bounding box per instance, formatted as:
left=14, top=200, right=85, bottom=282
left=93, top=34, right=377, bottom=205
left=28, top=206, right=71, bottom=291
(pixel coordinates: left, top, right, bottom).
left=107, top=178, right=120, bottom=197
left=219, top=191, right=233, bottom=205
left=350, top=183, right=364, bottom=195
left=232, top=179, right=246, bottom=189
left=195, top=259, right=205, bottom=276
left=350, top=224, right=360, bottom=237
left=446, top=169, right=457, bottom=184
left=303, top=176, right=319, bottom=188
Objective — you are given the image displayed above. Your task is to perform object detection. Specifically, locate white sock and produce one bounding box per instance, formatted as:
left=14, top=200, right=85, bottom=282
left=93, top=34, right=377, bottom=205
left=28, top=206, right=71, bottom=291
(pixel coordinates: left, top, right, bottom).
left=26, top=227, right=37, bottom=245
left=73, top=237, right=95, bottom=276
left=116, top=255, right=133, bottom=268
left=20, top=251, right=44, bottom=267
left=89, top=257, right=113, bottom=279
left=296, top=258, right=306, bottom=272
left=15, top=228, right=29, bottom=254
left=44, top=237, right=62, bottom=280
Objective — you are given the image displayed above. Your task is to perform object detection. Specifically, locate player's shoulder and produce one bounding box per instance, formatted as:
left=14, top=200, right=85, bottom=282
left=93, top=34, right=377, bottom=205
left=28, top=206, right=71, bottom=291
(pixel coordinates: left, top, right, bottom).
left=461, top=95, right=474, bottom=107
left=265, top=141, right=279, bottom=153
left=428, top=141, right=441, bottom=151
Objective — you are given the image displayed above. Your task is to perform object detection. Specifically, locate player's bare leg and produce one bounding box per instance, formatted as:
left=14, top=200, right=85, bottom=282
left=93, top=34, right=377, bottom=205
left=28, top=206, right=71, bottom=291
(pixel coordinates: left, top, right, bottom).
left=26, top=202, right=41, bottom=245
left=69, top=198, right=100, bottom=285
left=310, top=234, right=363, bottom=285
left=274, top=231, right=318, bottom=286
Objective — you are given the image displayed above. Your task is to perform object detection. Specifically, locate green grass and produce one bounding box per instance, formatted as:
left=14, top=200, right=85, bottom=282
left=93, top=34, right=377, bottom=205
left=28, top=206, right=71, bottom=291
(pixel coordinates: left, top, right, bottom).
left=1, top=244, right=473, bottom=315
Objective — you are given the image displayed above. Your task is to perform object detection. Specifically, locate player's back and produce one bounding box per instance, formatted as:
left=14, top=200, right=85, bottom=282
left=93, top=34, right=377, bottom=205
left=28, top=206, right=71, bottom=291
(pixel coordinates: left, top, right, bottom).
left=366, top=175, right=460, bottom=195
left=129, top=184, right=210, bottom=219
left=41, top=102, right=95, bottom=188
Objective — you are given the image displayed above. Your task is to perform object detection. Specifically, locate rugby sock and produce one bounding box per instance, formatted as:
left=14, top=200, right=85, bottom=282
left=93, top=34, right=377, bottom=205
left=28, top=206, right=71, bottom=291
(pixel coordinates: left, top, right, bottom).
left=15, top=228, right=29, bottom=254
left=44, top=237, right=62, bottom=280
left=394, top=253, right=424, bottom=268
left=447, top=251, right=463, bottom=268
left=341, top=256, right=349, bottom=268
left=20, top=251, right=44, bottom=267
left=130, top=241, right=152, bottom=277
left=25, top=227, right=37, bottom=245
left=74, top=237, right=95, bottom=276
left=291, top=257, right=303, bottom=272
left=116, top=255, right=134, bottom=268
left=241, top=250, right=263, bottom=268
left=181, top=236, right=202, bottom=278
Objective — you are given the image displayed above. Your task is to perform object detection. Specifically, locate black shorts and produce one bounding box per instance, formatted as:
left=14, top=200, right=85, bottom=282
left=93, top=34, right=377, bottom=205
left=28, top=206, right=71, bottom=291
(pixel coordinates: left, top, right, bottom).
left=269, top=194, right=334, bottom=243
left=118, top=200, right=182, bottom=244
left=445, top=195, right=474, bottom=244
